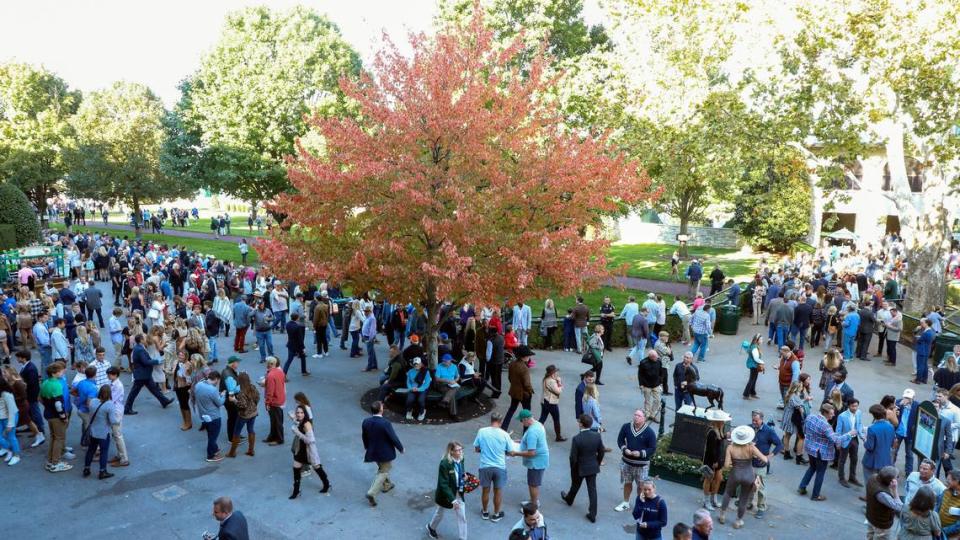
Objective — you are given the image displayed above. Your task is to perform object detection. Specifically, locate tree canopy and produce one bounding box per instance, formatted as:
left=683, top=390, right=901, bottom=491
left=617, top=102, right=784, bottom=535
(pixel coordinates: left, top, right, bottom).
left=258, top=12, right=654, bottom=365
left=66, top=81, right=192, bottom=236
left=0, top=62, right=80, bottom=221
left=163, top=6, right=363, bottom=206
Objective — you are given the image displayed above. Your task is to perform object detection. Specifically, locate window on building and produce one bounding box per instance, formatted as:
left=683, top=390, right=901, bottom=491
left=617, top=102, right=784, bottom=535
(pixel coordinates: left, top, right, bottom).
left=882, top=159, right=924, bottom=192
left=832, top=159, right=862, bottom=190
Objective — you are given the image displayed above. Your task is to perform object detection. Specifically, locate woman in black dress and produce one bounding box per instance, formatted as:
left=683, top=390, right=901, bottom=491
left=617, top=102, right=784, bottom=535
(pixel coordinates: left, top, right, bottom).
left=701, top=409, right=730, bottom=510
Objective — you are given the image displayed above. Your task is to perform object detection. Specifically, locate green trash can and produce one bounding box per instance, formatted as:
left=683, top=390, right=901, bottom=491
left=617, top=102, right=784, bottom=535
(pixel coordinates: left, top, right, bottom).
left=933, top=332, right=960, bottom=367
left=331, top=297, right=352, bottom=330
left=717, top=305, right=740, bottom=336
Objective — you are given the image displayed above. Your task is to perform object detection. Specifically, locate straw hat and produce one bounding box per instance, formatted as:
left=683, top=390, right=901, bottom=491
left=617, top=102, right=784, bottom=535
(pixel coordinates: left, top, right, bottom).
left=705, top=409, right=731, bottom=423
left=731, top=425, right=756, bottom=446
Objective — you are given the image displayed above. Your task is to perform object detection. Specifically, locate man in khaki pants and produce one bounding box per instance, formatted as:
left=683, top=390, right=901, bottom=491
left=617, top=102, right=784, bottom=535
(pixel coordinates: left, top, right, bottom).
left=361, top=400, right=404, bottom=506
left=106, top=366, right=130, bottom=466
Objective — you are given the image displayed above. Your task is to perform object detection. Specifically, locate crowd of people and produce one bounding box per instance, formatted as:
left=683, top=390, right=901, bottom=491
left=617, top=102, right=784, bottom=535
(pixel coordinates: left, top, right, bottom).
left=4, top=225, right=960, bottom=539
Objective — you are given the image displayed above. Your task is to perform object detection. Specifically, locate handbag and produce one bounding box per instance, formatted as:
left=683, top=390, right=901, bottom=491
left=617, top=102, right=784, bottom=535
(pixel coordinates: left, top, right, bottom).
left=81, top=401, right=106, bottom=447
left=581, top=348, right=595, bottom=366
left=464, top=472, right=480, bottom=494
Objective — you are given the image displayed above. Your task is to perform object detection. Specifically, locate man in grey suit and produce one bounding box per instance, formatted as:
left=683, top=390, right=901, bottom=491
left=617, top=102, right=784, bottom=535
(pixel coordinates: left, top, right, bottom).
left=561, top=414, right=606, bottom=522
left=83, top=279, right=104, bottom=327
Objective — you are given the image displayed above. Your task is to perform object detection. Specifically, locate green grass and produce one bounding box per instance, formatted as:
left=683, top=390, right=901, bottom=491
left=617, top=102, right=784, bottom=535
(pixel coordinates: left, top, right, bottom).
left=607, top=243, right=763, bottom=282
left=524, top=286, right=680, bottom=318
left=101, top=214, right=265, bottom=238
left=49, top=223, right=260, bottom=265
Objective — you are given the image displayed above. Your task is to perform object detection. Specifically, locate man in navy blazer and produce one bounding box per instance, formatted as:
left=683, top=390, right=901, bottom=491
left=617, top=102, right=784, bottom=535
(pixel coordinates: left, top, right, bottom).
left=123, top=334, right=173, bottom=414
left=211, top=496, right=249, bottom=540
left=362, top=400, right=404, bottom=506
left=862, top=403, right=896, bottom=482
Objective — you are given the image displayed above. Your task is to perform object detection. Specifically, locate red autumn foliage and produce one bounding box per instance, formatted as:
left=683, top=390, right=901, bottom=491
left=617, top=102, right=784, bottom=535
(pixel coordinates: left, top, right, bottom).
left=257, top=10, right=655, bottom=359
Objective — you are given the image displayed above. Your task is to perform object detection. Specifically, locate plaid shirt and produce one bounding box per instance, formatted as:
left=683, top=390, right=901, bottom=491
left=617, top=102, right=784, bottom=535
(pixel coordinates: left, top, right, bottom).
left=29, top=298, right=45, bottom=321
left=691, top=309, right=712, bottom=335
left=803, top=413, right=851, bottom=461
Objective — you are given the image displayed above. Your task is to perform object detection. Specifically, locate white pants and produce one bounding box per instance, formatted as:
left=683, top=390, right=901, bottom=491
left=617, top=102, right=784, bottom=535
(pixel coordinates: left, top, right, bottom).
left=430, top=497, right=467, bottom=540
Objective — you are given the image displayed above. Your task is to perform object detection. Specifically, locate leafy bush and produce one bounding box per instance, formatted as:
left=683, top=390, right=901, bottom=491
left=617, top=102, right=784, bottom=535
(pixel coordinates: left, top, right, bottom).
left=650, top=434, right=705, bottom=476
left=0, top=183, right=40, bottom=247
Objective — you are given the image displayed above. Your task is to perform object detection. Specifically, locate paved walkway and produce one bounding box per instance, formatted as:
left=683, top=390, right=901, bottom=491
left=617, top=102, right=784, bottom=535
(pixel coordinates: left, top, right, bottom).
left=7, top=280, right=924, bottom=539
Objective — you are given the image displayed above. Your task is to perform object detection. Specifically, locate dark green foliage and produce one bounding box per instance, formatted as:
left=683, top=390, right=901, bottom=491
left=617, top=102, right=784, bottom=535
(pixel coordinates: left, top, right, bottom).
left=732, top=152, right=811, bottom=253
left=0, top=183, right=40, bottom=246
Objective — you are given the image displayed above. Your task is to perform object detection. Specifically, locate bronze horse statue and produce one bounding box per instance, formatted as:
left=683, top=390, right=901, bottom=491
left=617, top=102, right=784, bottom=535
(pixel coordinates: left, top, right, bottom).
left=684, top=370, right=724, bottom=412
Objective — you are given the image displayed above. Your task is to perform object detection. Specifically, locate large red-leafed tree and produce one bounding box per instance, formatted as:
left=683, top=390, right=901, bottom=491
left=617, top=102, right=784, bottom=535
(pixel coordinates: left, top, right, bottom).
left=258, top=12, right=655, bottom=366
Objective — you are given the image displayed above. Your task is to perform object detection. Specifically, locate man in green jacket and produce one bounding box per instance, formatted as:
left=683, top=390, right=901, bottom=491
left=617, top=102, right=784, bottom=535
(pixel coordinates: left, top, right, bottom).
left=427, top=441, right=467, bottom=540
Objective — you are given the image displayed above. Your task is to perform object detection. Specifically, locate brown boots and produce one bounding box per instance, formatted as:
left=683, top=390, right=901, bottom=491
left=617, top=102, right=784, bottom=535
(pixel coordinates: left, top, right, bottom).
left=227, top=436, right=241, bottom=458
left=179, top=409, right=192, bottom=431
left=246, top=434, right=255, bottom=456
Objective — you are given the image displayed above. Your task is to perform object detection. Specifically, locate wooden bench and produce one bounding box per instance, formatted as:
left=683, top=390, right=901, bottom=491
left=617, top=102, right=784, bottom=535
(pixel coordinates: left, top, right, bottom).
left=391, top=382, right=483, bottom=407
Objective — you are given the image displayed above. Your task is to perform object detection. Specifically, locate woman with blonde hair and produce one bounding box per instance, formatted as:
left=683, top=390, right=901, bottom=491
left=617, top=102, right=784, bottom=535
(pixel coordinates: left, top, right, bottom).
left=349, top=299, right=364, bottom=357
left=146, top=325, right=167, bottom=391
left=16, top=303, right=34, bottom=349
left=934, top=351, right=960, bottom=394
left=819, top=349, right=847, bottom=399
left=540, top=299, right=559, bottom=350
left=173, top=350, right=194, bottom=431
left=781, top=380, right=809, bottom=464
left=582, top=383, right=604, bottom=432
left=84, top=320, right=101, bottom=350
left=74, top=325, right=96, bottom=365
left=0, top=315, right=11, bottom=359
left=824, top=305, right=840, bottom=351
left=427, top=440, right=467, bottom=539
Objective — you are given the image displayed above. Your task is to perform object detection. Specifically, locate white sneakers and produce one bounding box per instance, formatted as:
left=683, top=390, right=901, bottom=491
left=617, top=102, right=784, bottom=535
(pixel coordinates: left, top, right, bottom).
left=0, top=449, right=9, bottom=460
left=312, top=354, right=322, bottom=359
left=48, top=462, right=73, bottom=473
left=614, top=501, right=631, bottom=512
left=417, top=412, right=426, bottom=422
left=406, top=412, right=414, bottom=420
left=7, top=456, right=19, bottom=466
left=30, top=433, right=45, bottom=448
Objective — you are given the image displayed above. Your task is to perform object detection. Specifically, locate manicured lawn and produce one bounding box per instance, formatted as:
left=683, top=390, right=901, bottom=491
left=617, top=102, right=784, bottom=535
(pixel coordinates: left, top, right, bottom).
left=607, top=243, right=763, bottom=282
left=524, top=286, right=678, bottom=318
left=49, top=223, right=260, bottom=265
left=101, top=214, right=265, bottom=238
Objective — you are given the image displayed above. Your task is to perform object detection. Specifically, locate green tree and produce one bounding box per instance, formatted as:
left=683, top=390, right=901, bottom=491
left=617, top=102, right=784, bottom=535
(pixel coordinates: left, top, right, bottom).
left=163, top=6, right=362, bottom=208
left=0, top=183, right=41, bottom=247
left=66, top=82, right=192, bottom=238
left=732, top=150, right=812, bottom=252
left=0, top=63, right=80, bottom=225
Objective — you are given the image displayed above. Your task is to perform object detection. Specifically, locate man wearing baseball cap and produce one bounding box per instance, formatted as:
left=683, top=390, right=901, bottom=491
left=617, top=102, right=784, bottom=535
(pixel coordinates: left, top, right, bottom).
left=433, top=353, right=461, bottom=419
left=893, top=389, right=919, bottom=474
left=509, top=409, right=549, bottom=510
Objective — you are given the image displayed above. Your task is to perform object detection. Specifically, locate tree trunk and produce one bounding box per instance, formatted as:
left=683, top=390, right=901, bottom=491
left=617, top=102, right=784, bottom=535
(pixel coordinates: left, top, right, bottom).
left=678, top=215, right=690, bottom=258
left=424, top=278, right=440, bottom=370
left=37, top=185, right=49, bottom=229
left=131, top=196, right=143, bottom=240
left=882, top=120, right=949, bottom=313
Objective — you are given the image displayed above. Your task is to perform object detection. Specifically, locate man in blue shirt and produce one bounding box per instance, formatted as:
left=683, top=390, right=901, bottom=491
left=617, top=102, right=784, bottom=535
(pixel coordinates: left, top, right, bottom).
left=33, top=312, right=52, bottom=375
left=510, top=409, right=549, bottom=510
left=750, top=410, right=783, bottom=518
left=473, top=413, right=516, bottom=522
left=433, top=354, right=461, bottom=419
left=685, top=260, right=703, bottom=299
left=894, top=389, right=918, bottom=474
left=74, top=366, right=99, bottom=437
left=836, top=399, right=866, bottom=488
left=841, top=305, right=860, bottom=361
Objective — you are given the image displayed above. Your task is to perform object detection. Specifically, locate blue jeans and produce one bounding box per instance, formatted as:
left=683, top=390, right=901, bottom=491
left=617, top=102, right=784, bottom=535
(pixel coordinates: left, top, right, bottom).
left=208, top=337, right=218, bottom=362
left=83, top=435, right=110, bottom=471
left=204, top=418, right=221, bottom=458
left=272, top=310, right=287, bottom=331
left=842, top=333, right=856, bottom=360
left=775, top=325, right=789, bottom=348
left=393, top=329, right=405, bottom=351
left=691, top=333, right=708, bottom=361
left=39, top=346, right=52, bottom=376
left=406, top=390, right=427, bottom=414
left=795, top=324, right=808, bottom=350
left=767, top=322, right=777, bottom=341
left=283, top=349, right=307, bottom=374
left=234, top=416, right=256, bottom=438
left=895, top=436, right=915, bottom=473
left=630, top=338, right=647, bottom=361
left=256, top=331, right=274, bottom=362
left=350, top=330, right=361, bottom=356
left=0, top=417, right=20, bottom=455
left=799, top=453, right=829, bottom=497
left=917, top=353, right=930, bottom=383
left=365, top=339, right=377, bottom=370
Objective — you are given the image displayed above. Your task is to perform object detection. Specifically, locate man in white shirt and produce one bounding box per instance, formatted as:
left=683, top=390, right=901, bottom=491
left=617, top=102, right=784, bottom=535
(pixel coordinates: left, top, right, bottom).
left=106, top=366, right=129, bottom=466
left=669, top=298, right=691, bottom=344
left=512, top=302, right=532, bottom=346
left=619, top=296, right=640, bottom=349
left=270, top=282, right=289, bottom=332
